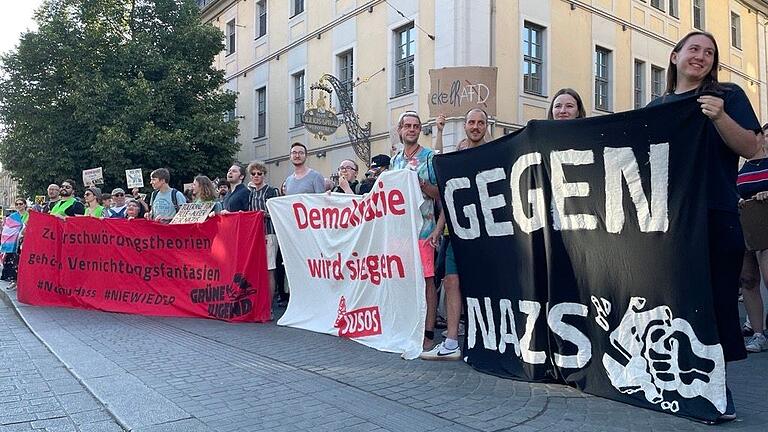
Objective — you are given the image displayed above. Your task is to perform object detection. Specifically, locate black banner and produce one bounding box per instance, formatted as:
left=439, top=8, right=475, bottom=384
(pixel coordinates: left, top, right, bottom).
left=434, top=96, right=726, bottom=422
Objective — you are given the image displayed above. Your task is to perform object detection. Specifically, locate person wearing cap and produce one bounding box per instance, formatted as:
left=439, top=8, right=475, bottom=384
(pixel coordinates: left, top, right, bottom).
left=106, top=188, right=128, bottom=218
left=357, top=154, right=390, bottom=195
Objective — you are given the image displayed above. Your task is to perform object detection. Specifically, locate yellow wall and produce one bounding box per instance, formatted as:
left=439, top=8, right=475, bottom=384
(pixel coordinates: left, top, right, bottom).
left=200, top=0, right=768, bottom=186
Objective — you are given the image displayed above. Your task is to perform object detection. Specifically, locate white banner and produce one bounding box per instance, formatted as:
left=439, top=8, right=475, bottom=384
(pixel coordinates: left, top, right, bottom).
left=268, top=170, right=426, bottom=359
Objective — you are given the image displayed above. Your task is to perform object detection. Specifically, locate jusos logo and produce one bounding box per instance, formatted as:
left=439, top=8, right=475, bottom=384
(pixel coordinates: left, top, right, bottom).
left=333, top=296, right=382, bottom=338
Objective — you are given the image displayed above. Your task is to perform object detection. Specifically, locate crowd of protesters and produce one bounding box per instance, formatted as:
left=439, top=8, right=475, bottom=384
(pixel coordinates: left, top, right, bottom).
left=1, top=30, right=766, bottom=422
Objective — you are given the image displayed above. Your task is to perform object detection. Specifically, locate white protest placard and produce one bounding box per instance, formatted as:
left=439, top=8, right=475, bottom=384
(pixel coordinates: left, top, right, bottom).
left=125, top=168, right=144, bottom=188
left=169, top=202, right=215, bottom=225
left=82, top=167, right=104, bottom=186
left=267, top=170, right=426, bottom=359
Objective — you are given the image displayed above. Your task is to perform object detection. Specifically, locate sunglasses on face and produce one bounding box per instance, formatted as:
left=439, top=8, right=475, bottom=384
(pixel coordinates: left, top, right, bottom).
left=251, top=172, right=264, bottom=176
left=84, top=192, right=93, bottom=196
left=15, top=202, right=25, bottom=206
left=339, top=166, right=357, bottom=171
left=113, top=193, right=124, bottom=197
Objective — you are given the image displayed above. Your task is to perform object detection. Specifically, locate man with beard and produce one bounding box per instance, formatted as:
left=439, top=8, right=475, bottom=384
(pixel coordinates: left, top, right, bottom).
left=50, top=179, right=85, bottom=217
left=222, top=163, right=250, bottom=212
left=284, top=142, right=325, bottom=195
left=41, top=184, right=61, bottom=214
left=422, top=108, right=489, bottom=361
left=217, top=182, right=229, bottom=203
left=390, top=111, right=440, bottom=352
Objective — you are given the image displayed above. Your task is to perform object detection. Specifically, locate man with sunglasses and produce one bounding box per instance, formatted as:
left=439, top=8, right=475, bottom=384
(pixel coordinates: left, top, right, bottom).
left=50, top=179, right=85, bottom=217
left=105, top=188, right=128, bottom=218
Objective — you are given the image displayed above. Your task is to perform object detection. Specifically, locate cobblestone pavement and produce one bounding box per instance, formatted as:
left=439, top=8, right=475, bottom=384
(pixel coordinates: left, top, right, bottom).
left=1, top=283, right=767, bottom=431
left=0, top=293, right=125, bottom=432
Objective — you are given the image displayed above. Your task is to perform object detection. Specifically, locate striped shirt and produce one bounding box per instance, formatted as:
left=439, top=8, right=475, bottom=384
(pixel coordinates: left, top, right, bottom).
left=737, top=158, right=768, bottom=200
left=248, top=183, right=279, bottom=235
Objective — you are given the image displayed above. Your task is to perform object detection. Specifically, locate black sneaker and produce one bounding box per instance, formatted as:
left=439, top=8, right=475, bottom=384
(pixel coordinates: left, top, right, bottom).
left=742, top=324, right=755, bottom=337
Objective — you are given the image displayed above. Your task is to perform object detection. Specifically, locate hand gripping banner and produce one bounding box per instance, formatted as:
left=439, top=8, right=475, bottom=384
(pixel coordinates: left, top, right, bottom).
left=268, top=170, right=426, bottom=359
left=433, top=96, right=726, bottom=422
left=18, top=212, right=270, bottom=322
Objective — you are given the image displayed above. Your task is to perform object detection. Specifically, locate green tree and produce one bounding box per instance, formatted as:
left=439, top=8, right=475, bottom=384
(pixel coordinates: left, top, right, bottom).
left=0, top=0, right=238, bottom=196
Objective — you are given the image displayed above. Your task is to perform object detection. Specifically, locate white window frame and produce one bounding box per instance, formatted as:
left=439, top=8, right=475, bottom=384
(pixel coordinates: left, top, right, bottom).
left=731, top=12, right=742, bottom=50
left=255, top=0, right=267, bottom=39
left=291, top=70, right=305, bottom=128
left=337, top=49, right=355, bottom=106
left=393, top=22, right=416, bottom=97
left=692, top=0, right=705, bottom=30
left=255, top=86, right=267, bottom=139
left=225, top=19, right=236, bottom=56
left=651, top=65, right=665, bottom=100
left=595, top=46, right=612, bottom=112
left=634, top=60, right=646, bottom=109
left=523, top=22, right=545, bottom=96
left=291, top=0, right=304, bottom=18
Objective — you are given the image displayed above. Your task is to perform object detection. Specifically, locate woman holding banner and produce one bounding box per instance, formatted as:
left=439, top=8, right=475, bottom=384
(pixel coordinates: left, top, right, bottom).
left=83, top=187, right=105, bottom=218
left=648, top=31, right=763, bottom=421
left=125, top=200, right=144, bottom=220
left=192, top=175, right=223, bottom=216
left=1, top=198, right=30, bottom=284
left=547, top=88, right=586, bottom=120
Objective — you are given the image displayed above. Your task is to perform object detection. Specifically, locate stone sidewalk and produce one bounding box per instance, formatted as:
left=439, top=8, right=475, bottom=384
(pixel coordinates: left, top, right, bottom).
left=2, top=282, right=767, bottom=431
left=0, top=293, right=124, bottom=432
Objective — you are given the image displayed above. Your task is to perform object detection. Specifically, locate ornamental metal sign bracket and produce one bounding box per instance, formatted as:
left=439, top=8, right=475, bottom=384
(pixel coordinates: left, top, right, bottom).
left=303, top=74, right=371, bottom=164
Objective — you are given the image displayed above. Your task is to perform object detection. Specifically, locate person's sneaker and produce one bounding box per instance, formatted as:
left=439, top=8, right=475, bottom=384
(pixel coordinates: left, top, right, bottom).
left=441, top=322, right=466, bottom=338
left=746, top=332, right=768, bottom=353
left=742, top=323, right=755, bottom=337
left=420, top=342, right=461, bottom=361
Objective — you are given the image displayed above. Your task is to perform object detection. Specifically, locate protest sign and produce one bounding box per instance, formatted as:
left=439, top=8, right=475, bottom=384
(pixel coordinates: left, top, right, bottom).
left=268, top=170, right=426, bottom=359
left=18, top=212, right=270, bottom=322
left=433, top=95, right=725, bottom=422
left=126, top=168, right=144, bottom=188
left=428, top=66, right=497, bottom=117
left=82, top=167, right=104, bottom=186
left=170, top=202, right=216, bottom=224
left=34, top=196, right=46, bottom=206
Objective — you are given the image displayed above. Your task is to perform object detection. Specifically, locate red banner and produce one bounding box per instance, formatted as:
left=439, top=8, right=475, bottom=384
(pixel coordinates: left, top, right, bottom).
left=17, top=211, right=270, bottom=322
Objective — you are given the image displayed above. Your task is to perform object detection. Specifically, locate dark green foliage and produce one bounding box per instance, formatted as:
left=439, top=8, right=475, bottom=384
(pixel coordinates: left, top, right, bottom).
left=0, top=0, right=238, bottom=195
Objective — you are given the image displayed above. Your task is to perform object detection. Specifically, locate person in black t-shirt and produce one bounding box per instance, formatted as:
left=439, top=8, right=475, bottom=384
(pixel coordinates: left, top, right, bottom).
left=648, top=31, right=763, bottom=422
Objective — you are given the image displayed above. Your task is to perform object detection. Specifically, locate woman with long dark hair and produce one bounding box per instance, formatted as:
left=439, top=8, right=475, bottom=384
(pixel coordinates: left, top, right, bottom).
left=647, top=31, right=763, bottom=422
left=547, top=88, right=587, bottom=120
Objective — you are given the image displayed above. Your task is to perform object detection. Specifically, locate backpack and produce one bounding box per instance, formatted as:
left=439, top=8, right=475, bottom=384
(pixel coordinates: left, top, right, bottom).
left=149, top=188, right=181, bottom=213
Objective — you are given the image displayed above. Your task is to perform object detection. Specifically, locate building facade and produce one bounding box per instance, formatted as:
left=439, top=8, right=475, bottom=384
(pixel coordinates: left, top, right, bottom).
left=199, top=0, right=768, bottom=186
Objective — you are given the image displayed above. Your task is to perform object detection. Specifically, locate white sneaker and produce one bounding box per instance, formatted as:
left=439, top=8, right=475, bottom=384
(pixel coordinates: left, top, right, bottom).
left=441, top=322, right=465, bottom=338
left=746, top=332, right=768, bottom=353
left=420, top=342, right=461, bottom=361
